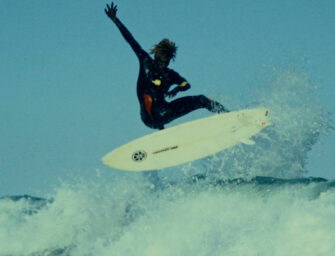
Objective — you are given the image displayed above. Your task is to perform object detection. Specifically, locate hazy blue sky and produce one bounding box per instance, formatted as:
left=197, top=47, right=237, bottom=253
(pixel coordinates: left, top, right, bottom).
left=1, top=0, right=334, bottom=196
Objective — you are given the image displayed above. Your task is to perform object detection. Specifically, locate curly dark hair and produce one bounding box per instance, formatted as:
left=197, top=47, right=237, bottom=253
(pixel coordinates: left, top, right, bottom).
left=150, top=39, right=177, bottom=61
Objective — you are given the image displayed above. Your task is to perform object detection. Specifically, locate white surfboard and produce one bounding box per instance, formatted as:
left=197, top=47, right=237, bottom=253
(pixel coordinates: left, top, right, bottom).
left=102, top=108, right=271, bottom=171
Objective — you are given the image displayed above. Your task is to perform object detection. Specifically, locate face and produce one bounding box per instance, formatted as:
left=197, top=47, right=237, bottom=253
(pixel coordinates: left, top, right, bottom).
left=155, top=55, right=171, bottom=69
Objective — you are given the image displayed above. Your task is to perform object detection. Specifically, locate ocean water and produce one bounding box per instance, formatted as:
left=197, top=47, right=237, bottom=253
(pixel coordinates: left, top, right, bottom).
left=1, top=176, right=335, bottom=256
left=0, top=71, right=334, bottom=255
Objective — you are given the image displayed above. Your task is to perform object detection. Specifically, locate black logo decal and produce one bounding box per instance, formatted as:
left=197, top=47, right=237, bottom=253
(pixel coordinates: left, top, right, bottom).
left=132, top=150, right=147, bottom=162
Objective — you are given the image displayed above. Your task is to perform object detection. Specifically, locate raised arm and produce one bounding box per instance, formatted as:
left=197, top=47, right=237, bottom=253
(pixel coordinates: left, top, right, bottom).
left=105, top=2, right=146, bottom=59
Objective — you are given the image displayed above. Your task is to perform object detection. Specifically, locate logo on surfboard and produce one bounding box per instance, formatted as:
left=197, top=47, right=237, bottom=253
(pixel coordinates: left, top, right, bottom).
left=132, top=150, right=147, bottom=162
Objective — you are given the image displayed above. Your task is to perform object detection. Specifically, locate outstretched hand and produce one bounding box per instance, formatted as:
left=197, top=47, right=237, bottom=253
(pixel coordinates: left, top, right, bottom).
left=105, top=2, right=118, bottom=21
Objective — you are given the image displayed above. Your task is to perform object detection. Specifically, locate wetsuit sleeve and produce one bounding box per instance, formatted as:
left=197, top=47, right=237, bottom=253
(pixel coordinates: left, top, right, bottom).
left=112, top=17, right=148, bottom=60
left=170, top=70, right=191, bottom=91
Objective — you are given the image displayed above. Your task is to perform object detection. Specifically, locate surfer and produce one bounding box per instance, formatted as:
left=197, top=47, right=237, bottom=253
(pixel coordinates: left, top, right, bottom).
left=105, top=2, right=229, bottom=130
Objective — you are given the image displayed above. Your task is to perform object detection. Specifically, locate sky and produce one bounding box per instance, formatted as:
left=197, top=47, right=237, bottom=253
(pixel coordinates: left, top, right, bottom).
left=0, top=0, right=334, bottom=196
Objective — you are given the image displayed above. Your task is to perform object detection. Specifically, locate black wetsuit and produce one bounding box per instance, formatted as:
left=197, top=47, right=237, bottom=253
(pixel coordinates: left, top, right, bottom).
left=112, top=18, right=226, bottom=129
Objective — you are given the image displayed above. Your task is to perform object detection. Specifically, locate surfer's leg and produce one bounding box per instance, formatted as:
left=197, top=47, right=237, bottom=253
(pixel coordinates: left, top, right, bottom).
left=163, top=95, right=227, bottom=124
